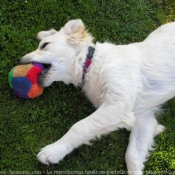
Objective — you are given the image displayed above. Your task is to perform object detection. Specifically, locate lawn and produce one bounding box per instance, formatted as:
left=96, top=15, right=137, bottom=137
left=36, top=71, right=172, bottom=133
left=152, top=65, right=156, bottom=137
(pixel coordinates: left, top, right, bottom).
left=0, top=0, right=175, bottom=174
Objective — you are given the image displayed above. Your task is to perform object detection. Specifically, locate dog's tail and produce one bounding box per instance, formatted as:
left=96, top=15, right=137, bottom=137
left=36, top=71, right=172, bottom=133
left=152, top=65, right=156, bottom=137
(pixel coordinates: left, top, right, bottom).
left=154, top=124, right=165, bottom=136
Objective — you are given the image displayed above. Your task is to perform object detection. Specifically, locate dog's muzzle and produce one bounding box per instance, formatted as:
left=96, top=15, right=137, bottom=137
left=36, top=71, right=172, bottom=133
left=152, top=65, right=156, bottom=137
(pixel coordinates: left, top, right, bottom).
left=38, top=65, right=51, bottom=86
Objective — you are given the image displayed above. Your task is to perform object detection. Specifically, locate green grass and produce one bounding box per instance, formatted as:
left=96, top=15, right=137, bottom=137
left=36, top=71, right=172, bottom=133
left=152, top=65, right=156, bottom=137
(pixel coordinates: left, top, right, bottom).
left=0, top=0, right=175, bottom=174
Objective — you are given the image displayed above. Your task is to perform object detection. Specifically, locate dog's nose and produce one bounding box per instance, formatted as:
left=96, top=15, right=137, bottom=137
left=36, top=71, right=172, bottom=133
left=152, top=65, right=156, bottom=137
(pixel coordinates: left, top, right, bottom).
left=18, top=57, right=23, bottom=65
left=19, top=57, right=28, bottom=65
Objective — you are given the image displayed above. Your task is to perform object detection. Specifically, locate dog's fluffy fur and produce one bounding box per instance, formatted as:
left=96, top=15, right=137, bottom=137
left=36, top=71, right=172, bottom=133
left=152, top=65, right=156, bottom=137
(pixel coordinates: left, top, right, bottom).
left=20, top=19, right=175, bottom=174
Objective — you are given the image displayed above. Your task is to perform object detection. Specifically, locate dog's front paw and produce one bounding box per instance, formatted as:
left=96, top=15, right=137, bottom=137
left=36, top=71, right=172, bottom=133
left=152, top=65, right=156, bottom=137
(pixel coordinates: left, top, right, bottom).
left=37, top=142, right=70, bottom=165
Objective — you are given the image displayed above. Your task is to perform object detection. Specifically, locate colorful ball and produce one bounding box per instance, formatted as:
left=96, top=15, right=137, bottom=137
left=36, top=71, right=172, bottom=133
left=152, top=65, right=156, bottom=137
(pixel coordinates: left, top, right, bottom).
left=8, top=63, right=44, bottom=99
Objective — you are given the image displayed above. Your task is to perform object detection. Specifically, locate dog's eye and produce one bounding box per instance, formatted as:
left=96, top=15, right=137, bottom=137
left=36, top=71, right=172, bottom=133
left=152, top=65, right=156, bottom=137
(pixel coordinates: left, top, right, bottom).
left=40, top=42, right=49, bottom=50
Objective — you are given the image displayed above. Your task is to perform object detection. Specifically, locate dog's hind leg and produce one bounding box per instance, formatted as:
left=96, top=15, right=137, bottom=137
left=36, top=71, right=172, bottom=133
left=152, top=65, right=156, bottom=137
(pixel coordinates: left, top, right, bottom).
left=37, top=102, right=136, bottom=165
left=125, top=111, right=164, bottom=175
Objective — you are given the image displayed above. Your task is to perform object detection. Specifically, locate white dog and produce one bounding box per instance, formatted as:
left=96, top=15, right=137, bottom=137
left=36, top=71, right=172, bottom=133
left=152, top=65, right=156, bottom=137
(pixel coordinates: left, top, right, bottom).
left=20, top=19, right=175, bottom=174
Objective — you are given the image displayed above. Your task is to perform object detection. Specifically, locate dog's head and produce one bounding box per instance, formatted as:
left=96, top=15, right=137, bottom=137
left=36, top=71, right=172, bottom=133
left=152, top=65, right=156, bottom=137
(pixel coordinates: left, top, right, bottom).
left=20, top=19, right=93, bottom=86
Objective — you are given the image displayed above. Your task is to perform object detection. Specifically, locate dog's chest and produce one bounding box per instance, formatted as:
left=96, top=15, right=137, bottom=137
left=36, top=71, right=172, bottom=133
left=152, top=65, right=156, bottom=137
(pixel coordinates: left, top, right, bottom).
left=83, top=74, right=103, bottom=108
left=83, top=83, right=102, bottom=108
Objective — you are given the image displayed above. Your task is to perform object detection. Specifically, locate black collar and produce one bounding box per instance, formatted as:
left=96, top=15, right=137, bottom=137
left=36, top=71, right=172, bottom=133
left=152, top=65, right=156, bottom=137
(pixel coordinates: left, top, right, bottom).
left=81, top=47, right=95, bottom=86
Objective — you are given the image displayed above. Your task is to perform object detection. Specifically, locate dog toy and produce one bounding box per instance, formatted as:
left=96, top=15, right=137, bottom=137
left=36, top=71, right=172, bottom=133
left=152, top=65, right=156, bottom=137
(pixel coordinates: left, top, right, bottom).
left=8, top=63, right=44, bottom=99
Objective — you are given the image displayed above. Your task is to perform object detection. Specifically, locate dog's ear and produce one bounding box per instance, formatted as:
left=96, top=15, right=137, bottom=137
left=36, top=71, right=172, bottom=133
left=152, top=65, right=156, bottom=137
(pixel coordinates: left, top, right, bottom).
left=63, top=19, right=84, bottom=35
left=37, top=29, right=57, bottom=40
left=63, top=19, right=93, bottom=44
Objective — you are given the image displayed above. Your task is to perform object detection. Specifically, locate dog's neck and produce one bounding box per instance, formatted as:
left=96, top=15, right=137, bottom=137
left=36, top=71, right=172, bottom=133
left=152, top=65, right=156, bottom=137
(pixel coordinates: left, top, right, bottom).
left=81, top=46, right=95, bottom=86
